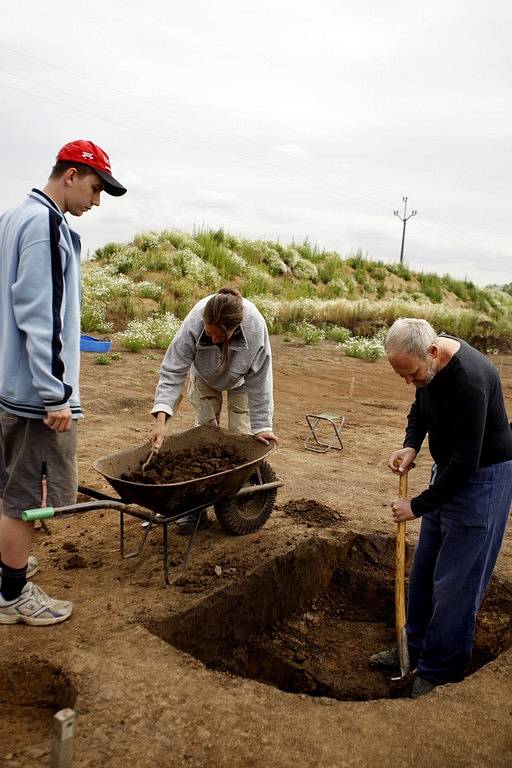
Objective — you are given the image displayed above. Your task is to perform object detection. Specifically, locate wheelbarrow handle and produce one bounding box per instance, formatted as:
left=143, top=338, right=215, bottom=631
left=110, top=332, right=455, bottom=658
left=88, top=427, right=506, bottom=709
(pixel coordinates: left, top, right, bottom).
left=22, top=499, right=132, bottom=522
left=22, top=507, right=56, bottom=522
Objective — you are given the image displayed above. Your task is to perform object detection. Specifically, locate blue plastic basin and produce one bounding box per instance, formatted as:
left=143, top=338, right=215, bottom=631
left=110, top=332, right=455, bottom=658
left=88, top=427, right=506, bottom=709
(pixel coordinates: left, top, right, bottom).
left=80, top=335, right=112, bottom=353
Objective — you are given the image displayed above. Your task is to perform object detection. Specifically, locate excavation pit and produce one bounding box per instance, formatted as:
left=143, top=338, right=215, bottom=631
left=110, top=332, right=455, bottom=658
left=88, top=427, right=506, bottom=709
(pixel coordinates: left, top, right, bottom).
left=0, top=657, right=76, bottom=757
left=155, top=533, right=512, bottom=702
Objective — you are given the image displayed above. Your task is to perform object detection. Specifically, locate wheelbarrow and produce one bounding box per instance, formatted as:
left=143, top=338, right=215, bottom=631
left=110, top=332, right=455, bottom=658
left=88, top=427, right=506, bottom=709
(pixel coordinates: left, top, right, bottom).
left=22, top=425, right=282, bottom=585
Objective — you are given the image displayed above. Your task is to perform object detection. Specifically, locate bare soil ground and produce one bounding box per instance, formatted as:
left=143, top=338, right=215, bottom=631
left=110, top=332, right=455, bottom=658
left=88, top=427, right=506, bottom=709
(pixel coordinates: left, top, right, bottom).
left=1, top=338, right=512, bottom=768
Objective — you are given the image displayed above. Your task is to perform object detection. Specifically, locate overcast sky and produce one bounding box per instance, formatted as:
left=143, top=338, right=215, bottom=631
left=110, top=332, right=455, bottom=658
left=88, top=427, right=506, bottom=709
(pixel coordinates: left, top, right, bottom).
left=2, top=1, right=511, bottom=286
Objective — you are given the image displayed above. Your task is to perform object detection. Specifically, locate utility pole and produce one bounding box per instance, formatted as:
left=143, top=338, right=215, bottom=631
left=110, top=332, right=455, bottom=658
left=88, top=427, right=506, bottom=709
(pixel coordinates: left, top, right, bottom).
left=393, top=196, right=417, bottom=264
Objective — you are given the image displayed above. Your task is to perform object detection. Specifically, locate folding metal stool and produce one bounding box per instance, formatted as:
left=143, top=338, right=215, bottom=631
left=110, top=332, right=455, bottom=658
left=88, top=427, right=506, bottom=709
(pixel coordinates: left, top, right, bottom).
left=304, top=412, right=345, bottom=453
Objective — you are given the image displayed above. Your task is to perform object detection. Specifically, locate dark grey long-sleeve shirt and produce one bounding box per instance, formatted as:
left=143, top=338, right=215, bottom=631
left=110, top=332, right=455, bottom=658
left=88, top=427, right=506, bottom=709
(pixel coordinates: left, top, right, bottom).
left=404, top=337, right=512, bottom=517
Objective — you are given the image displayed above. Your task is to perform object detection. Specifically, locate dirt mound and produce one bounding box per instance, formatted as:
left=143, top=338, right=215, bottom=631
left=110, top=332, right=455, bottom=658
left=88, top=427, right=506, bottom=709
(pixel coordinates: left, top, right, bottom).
left=123, top=445, right=244, bottom=484
left=281, top=498, right=346, bottom=526
left=63, top=553, right=87, bottom=570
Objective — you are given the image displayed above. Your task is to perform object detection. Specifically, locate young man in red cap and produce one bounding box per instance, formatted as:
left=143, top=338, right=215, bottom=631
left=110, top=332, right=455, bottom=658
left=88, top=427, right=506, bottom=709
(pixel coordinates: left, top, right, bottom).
left=0, top=140, right=126, bottom=625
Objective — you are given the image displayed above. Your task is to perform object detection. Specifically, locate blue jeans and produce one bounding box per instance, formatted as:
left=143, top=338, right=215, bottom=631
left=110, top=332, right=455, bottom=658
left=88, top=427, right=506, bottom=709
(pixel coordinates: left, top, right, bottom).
left=407, top=461, right=512, bottom=685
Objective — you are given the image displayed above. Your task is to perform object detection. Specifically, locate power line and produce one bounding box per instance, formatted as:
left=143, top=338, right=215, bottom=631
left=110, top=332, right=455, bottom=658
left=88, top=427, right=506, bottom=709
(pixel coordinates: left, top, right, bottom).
left=0, top=43, right=503, bottom=264
left=0, top=43, right=396, bottom=208
left=0, top=75, right=391, bottom=214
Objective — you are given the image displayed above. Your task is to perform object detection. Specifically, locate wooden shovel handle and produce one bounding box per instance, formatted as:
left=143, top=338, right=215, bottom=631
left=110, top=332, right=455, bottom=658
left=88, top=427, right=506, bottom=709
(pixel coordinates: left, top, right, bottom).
left=394, top=460, right=410, bottom=673
left=395, top=470, right=407, bottom=630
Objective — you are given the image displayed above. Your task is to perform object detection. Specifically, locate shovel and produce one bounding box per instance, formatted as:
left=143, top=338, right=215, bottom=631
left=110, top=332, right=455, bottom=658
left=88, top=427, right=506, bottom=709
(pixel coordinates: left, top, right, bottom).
left=391, top=461, right=412, bottom=689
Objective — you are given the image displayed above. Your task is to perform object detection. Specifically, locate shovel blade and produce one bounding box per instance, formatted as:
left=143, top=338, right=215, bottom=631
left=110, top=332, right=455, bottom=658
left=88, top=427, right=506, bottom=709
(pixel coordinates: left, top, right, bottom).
left=398, top=625, right=411, bottom=676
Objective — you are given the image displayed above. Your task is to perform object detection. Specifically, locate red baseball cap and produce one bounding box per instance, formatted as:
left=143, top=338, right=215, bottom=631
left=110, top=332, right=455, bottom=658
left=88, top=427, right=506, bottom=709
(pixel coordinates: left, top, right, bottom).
left=56, top=140, right=127, bottom=197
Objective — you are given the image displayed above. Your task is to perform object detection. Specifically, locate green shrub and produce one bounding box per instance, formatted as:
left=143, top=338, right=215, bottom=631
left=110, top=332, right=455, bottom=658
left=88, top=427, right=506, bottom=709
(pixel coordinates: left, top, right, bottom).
left=168, top=248, right=220, bottom=287
left=292, top=257, right=318, bottom=281
left=324, top=325, right=351, bottom=343
left=323, top=278, right=351, bottom=299
left=367, top=263, right=387, bottom=280
left=136, top=281, right=164, bottom=300
left=143, top=248, right=174, bottom=272
left=276, top=280, right=316, bottom=301
left=194, top=233, right=247, bottom=279
left=250, top=296, right=281, bottom=331
left=81, top=300, right=113, bottom=333
left=82, top=263, right=134, bottom=300
left=160, top=229, right=204, bottom=255
left=282, top=248, right=301, bottom=269
left=133, top=231, right=161, bottom=251
left=342, top=335, right=384, bottom=361
left=418, top=274, right=443, bottom=303
left=262, top=248, right=289, bottom=276
left=294, top=321, right=325, bottom=345
left=318, top=254, right=344, bottom=283
left=237, top=239, right=267, bottom=266
left=116, top=313, right=181, bottom=352
left=94, top=354, right=112, bottom=365
left=293, top=238, right=323, bottom=263
left=398, top=291, right=431, bottom=304
left=345, top=249, right=368, bottom=269
left=94, top=241, right=125, bottom=259
left=387, top=263, right=412, bottom=281
left=240, top=266, right=273, bottom=296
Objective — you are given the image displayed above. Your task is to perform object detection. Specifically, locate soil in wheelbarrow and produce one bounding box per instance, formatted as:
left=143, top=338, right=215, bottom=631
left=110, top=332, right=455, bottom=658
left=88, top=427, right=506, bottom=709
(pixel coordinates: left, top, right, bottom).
left=122, top=445, right=245, bottom=484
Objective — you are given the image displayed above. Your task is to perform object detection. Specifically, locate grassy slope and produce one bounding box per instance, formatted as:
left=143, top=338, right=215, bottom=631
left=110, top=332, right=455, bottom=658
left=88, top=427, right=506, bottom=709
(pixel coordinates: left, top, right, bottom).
left=81, top=228, right=512, bottom=350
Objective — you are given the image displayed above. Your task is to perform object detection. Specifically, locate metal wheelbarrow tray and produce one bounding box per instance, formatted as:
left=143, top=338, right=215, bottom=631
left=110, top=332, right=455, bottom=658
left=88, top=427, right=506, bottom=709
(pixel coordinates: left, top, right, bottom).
left=23, top=425, right=282, bottom=584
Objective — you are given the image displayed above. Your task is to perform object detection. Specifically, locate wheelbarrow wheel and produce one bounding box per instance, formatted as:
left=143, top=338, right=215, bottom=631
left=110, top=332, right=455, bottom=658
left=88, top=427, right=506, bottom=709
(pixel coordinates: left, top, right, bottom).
left=214, top=460, right=278, bottom=535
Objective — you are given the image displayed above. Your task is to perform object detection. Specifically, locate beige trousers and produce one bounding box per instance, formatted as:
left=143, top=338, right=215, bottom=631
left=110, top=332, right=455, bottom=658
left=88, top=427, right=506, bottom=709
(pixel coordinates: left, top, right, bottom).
left=188, top=375, right=251, bottom=434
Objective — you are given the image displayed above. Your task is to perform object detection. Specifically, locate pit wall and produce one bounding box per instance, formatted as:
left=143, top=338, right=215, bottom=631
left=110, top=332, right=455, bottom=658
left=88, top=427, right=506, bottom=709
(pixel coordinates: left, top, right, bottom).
left=155, top=532, right=402, bottom=663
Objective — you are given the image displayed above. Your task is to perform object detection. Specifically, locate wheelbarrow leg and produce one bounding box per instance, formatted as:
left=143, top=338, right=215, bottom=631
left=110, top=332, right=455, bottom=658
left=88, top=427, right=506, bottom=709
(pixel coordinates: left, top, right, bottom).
left=119, top=510, right=155, bottom=560
left=164, top=507, right=207, bottom=585
left=163, top=522, right=170, bottom=585
left=180, top=509, right=203, bottom=571
left=163, top=512, right=199, bottom=586
left=120, top=511, right=125, bottom=558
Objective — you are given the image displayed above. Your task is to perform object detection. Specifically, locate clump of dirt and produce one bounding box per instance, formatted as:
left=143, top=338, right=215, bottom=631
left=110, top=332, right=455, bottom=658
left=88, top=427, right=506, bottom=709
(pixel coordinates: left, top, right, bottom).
left=123, top=445, right=245, bottom=484
left=63, top=554, right=87, bottom=570
left=281, top=499, right=346, bottom=526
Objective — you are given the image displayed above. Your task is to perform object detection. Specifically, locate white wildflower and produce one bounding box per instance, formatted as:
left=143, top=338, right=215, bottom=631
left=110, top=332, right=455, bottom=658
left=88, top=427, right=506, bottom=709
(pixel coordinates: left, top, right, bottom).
left=116, top=313, right=182, bottom=352
left=250, top=296, right=281, bottom=330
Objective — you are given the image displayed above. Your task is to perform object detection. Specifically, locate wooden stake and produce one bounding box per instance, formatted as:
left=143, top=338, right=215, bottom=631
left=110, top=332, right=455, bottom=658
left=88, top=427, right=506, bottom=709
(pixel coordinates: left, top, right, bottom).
left=349, top=376, right=355, bottom=396
left=51, top=709, right=75, bottom=768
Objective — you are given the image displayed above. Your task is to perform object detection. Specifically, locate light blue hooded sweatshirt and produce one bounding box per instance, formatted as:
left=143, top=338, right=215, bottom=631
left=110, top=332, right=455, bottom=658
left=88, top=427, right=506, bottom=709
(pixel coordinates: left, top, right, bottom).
left=0, top=189, right=83, bottom=419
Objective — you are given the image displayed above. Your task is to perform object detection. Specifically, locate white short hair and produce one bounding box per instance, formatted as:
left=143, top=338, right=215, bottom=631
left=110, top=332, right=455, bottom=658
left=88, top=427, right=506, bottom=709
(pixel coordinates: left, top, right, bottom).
left=385, top=318, right=438, bottom=358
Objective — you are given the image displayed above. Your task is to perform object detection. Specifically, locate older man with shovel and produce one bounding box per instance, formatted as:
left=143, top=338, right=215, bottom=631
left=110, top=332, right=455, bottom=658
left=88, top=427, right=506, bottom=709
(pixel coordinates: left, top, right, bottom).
left=370, top=318, right=512, bottom=698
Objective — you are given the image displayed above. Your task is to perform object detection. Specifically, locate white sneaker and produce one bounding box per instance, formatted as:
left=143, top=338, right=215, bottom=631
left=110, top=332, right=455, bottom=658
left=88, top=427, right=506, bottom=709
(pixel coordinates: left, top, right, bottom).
left=0, top=582, right=73, bottom=626
left=0, top=555, right=39, bottom=579
left=27, top=555, right=39, bottom=578
left=30, top=582, right=72, bottom=612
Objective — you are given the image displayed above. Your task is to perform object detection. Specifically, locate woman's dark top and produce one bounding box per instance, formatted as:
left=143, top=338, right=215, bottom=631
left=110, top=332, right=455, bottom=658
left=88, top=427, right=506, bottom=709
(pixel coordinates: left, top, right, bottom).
left=404, top=337, right=512, bottom=516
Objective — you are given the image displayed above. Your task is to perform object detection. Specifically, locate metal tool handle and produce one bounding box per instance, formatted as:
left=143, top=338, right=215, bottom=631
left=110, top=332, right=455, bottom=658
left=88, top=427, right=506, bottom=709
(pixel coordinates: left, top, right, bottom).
left=143, top=393, right=184, bottom=471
